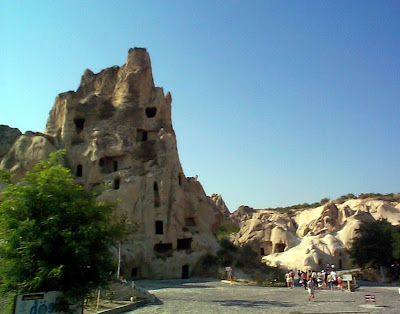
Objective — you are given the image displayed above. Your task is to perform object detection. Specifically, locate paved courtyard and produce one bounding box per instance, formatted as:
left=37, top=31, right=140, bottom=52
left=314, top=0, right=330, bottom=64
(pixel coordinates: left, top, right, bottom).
left=129, top=278, right=400, bottom=313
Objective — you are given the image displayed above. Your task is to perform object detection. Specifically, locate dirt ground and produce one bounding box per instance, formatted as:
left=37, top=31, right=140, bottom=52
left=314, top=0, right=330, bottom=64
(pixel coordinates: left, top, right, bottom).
left=127, top=278, right=400, bottom=314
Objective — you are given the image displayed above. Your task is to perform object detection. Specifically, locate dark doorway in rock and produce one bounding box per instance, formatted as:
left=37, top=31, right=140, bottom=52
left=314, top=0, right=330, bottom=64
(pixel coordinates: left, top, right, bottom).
left=131, top=267, right=138, bottom=279
left=155, top=220, right=163, bottom=234
left=76, top=164, right=83, bottom=177
left=177, top=238, right=192, bottom=250
left=339, top=259, right=342, bottom=269
left=142, top=131, right=148, bottom=141
left=145, top=107, right=157, bottom=118
left=178, top=174, right=182, bottom=186
left=182, top=265, right=189, bottom=279
left=260, top=248, right=265, bottom=256
left=74, top=118, right=85, bottom=133
left=114, top=178, right=120, bottom=190
left=113, top=160, right=118, bottom=172
left=275, top=243, right=286, bottom=253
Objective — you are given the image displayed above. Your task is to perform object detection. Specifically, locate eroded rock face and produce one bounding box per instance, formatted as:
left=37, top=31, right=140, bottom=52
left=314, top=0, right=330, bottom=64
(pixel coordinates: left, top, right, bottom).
left=0, top=125, right=22, bottom=161
left=0, top=48, right=222, bottom=279
left=231, top=199, right=400, bottom=271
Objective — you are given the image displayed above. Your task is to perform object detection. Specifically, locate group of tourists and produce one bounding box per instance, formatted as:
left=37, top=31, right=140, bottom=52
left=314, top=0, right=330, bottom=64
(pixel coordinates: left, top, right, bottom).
left=286, top=266, right=344, bottom=301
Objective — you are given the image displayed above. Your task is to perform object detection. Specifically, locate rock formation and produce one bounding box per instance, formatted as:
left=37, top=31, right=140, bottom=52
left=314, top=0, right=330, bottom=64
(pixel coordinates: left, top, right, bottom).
left=0, top=125, right=22, bottom=162
left=0, top=48, right=223, bottom=279
left=230, top=199, right=400, bottom=271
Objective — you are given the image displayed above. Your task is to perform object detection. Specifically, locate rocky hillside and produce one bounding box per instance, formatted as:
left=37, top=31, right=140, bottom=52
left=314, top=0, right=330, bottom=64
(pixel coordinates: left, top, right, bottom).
left=0, top=48, right=225, bottom=279
left=229, top=197, right=400, bottom=271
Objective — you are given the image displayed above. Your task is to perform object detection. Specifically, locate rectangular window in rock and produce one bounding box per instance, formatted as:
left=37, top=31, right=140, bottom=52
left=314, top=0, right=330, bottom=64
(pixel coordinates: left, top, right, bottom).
left=155, top=220, right=163, bottom=234
left=177, top=238, right=192, bottom=250
left=182, top=265, right=189, bottom=279
left=76, top=164, right=83, bottom=177
left=154, top=243, right=172, bottom=253
left=275, top=243, right=286, bottom=253
left=137, top=129, right=148, bottom=142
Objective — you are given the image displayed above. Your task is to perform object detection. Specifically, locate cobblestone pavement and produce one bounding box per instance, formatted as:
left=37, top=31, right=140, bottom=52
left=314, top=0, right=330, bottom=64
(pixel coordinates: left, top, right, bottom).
left=128, top=279, right=400, bottom=314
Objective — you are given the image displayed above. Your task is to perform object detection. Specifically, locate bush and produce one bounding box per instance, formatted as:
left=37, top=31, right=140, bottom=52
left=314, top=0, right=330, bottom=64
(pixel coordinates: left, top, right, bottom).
left=217, top=222, right=240, bottom=240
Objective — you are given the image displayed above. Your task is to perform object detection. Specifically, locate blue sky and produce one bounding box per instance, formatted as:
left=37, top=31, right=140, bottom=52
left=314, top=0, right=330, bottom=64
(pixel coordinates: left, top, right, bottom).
left=1, top=1, right=399, bottom=211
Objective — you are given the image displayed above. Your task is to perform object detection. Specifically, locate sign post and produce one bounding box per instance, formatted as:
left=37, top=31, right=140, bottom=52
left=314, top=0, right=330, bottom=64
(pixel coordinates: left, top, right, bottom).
left=342, top=274, right=353, bottom=292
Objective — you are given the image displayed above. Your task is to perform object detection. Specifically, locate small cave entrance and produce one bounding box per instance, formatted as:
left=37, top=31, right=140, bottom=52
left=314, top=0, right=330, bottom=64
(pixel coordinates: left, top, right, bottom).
left=178, top=174, right=182, bottom=186
left=153, top=182, right=160, bottom=207
left=113, top=178, right=120, bottom=190
left=76, top=164, right=83, bottom=177
left=182, top=265, right=189, bottom=279
left=154, top=243, right=172, bottom=254
left=275, top=243, right=286, bottom=253
left=113, top=160, right=118, bottom=172
left=155, top=220, right=163, bottom=235
left=145, top=107, right=157, bottom=118
left=177, top=238, right=192, bottom=250
left=74, top=118, right=85, bottom=133
left=339, top=259, right=342, bottom=269
left=260, top=248, right=265, bottom=256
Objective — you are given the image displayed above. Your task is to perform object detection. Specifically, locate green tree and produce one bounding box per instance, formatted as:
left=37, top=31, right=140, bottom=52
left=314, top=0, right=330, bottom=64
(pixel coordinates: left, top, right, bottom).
left=0, top=150, right=128, bottom=309
left=349, top=220, right=394, bottom=281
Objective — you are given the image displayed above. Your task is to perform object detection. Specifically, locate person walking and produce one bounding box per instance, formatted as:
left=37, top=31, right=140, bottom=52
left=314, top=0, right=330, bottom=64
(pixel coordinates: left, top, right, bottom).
left=307, top=277, right=315, bottom=301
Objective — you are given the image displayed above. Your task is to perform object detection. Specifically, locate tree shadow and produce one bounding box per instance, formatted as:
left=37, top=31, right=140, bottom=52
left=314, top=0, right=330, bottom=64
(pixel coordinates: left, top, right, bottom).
left=212, top=299, right=294, bottom=308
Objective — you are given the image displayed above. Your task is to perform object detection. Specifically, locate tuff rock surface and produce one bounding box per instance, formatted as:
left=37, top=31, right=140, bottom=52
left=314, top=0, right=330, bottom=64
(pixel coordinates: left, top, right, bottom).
left=0, top=48, right=223, bottom=279
left=230, top=199, right=400, bottom=271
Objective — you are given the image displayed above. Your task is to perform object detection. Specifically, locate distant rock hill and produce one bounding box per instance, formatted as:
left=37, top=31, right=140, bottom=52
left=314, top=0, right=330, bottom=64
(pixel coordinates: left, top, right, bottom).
left=0, top=48, right=225, bottom=279
left=229, top=197, right=400, bottom=271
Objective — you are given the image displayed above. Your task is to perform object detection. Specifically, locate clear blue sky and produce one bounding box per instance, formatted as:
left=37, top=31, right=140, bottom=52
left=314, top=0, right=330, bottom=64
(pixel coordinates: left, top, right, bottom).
left=1, top=1, right=399, bottom=211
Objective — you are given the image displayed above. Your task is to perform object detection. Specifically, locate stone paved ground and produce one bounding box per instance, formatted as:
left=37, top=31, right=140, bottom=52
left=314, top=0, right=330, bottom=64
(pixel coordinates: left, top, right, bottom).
left=128, top=279, right=400, bottom=314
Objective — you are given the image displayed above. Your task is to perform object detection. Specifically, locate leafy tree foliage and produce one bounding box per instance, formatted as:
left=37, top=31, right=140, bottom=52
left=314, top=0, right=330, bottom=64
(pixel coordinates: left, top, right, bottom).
left=0, top=150, right=128, bottom=306
left=349, top=220, right=394, bottom=269
left=216, top=222, right=240, bottom=240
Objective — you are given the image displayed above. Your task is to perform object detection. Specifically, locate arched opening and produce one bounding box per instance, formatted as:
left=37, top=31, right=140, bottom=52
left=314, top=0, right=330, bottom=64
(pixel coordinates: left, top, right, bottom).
left=76, top=164, right=83, bottom=177
left=74, top=118, right=85, bottom=133
left=145, top=107, right=157, bottom=118
left=114, top=178, right=120, bottom=190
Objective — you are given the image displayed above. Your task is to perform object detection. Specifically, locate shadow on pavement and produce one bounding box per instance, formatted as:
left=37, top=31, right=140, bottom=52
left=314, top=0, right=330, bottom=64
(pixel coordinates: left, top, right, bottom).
left=134, top=278, right=218, bottom=291
left=212, top=299, right=294, bottom=308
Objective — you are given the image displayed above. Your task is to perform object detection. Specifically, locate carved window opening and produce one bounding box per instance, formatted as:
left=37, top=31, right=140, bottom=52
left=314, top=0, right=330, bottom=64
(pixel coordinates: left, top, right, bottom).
left=339, top=259, right=342, bottom=269
left=76, top=164, right=83, bottom=177
left=114, top=178, right=120, bottom=190
left=74, top=118, right=85, bottom=133
left=177, top=238, right=192, bottom=250
left=153, top=182, right=160, bottom=207
left=154, top=243, right=172, bottom=253
left=145, top=107, right=157, bottom=118
left=113, top=161, right=118, bottom=172
left=275, top=243, right=286, bottom=253
left=184, top=217, right=196, bottom=227
left=137, top=130, right=148, bottom=142
left=178, top=174, right=182, bottom=186
left=260, top=248, right=265, bottom=256
left=155, top=220, right=163, bottom=234
left=182, top=265, right=189, bottom=279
